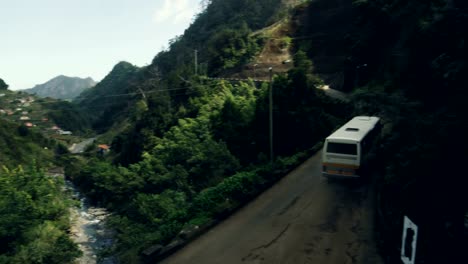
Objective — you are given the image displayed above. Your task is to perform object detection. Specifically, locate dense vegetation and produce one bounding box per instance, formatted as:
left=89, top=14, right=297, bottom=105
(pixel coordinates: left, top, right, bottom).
left=154, top=0, right=285, bottom=76
left=74, top=61, right=142, bottom=133
left=347, top=0, right=468, bottom=263
left=43, top=101, right=92, bottom=133
left=0, top=167, right=81, bottom=263
left=75, top=0, right=290, bottom=134
left=8, top=1, right=348, bottom=262
left=0, top=89, right=83, bottom=262
left=2, top=0, right=466, bottom=263
left=0, top=120, right=56, bottom=169
left=68, top=49, right=349, bottom=261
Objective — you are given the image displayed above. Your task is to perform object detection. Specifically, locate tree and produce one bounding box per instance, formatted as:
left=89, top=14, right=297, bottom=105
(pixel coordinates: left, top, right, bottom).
left=293, top=50, right=314, bottom=72
left=0, top=78, right=8, bottom=90
left=207, top=25, right=261, bottom=73
left=0, top=167, right=81, bottom=263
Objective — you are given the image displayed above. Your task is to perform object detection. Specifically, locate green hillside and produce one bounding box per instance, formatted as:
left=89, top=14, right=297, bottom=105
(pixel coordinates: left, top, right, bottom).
left=0, top=88, right=82, bottom=262
left=75, top=0, right=300, bottom=134
left=0, top=78, right=86, bottom=262
left=66, top=0, right=468, bottom=262
left=0, top=85, right=95, bottom=169
left=0, top=89, right=91, bottom=135
left=2, top=0, right=466, bottom=263
left=0, top=120, right=53, bottom=168
left=74, top=61, right=141, bottom=133
left=65, top=0, right=353, bottom=262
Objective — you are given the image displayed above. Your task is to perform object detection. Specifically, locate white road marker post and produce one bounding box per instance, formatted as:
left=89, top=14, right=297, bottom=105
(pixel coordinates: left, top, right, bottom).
left=401, top=215, right=418, bottom=264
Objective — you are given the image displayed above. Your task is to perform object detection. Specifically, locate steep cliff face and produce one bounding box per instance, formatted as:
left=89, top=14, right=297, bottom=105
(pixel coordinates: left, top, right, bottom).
left=24, top=75, right=96, bottom=100
left=292, top=0, right=354, bottom=90
left=223, top=0, right=355, bottom=89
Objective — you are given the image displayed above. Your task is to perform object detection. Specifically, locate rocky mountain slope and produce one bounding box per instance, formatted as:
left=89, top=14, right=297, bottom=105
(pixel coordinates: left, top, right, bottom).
left=23, top=75, right=96, bottom=100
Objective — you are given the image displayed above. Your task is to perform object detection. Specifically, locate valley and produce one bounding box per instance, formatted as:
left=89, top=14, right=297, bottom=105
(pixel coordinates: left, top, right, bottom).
left=1, top=0, right=467, bottom=263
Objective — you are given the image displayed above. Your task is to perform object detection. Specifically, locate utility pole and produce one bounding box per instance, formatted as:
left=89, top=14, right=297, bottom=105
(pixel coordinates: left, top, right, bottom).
left=269, top=67, right=273, bottom=165
left=194, top=49, right=198, bottom=75
left=253, top=64, right=258, bottom=79
left=137, top=87, right=147, bottom=101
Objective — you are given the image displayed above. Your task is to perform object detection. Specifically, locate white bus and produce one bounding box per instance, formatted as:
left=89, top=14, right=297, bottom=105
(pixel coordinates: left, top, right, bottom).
left=322, top=116, right=380, bottom=178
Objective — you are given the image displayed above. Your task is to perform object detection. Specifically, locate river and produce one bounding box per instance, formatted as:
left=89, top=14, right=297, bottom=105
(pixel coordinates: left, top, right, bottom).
left=65, top=180, right=117, bottom=264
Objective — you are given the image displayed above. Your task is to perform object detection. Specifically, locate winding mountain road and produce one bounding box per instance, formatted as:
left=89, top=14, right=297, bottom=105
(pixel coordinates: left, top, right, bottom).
left=161, top=151, right=383, bottom=264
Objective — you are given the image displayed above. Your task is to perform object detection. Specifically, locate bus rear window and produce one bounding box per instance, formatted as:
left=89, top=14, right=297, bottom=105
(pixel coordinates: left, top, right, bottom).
left=327, top=142, right=357, bottom=155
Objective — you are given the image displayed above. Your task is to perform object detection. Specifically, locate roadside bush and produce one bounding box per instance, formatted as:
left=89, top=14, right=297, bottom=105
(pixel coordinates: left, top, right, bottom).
left=192, top=170, right=258, bottom=217
left=190, top=142, right=323, bottom=226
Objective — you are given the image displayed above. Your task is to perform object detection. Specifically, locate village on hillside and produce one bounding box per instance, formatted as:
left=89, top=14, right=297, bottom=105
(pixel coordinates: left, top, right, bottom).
left=1, top=90, right=112, bottom=157
left=0, top=91, right=74, bottom=138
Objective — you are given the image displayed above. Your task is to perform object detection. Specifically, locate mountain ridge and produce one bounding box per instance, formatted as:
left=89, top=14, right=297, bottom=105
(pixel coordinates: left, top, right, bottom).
left=23, top=75, right=96, bottom=100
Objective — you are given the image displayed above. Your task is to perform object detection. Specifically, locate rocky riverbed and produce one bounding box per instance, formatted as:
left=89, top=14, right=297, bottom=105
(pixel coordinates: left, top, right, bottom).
left=66, top=180, right=117, bottom=264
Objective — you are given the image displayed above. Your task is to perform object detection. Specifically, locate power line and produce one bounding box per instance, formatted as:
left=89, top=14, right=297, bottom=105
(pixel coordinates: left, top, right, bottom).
left=25, top=79, right=250, bottom=108
left=33, top=87, right=194, bottom=105
left=101, top=87, right=190, bottom=98
left=97, top=81, right=226, bottom=99
left=72, top=90, right=201, bottom=111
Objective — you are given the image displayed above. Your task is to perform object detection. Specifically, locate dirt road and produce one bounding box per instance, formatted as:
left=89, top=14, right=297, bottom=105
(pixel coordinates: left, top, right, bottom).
left=161, top=151, right=383, bottom=264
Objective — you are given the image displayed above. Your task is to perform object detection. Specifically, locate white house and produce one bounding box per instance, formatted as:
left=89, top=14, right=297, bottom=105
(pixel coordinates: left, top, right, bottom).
left=57, top=129, right=72, bottom=135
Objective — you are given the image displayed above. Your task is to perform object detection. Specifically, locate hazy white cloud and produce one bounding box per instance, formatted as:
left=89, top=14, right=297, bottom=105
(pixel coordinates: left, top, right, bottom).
left=153, top=0, right=198, bottom=25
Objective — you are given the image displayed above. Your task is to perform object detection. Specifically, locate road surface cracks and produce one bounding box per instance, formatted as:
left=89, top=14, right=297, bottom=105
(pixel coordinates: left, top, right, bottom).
left=242, top=224, right=291, bottom=262
left=161, top=151, right=383, bottom=264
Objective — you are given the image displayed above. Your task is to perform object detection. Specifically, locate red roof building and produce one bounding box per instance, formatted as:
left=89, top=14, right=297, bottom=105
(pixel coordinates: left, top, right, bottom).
left=98, top=144, right=110, bottom=150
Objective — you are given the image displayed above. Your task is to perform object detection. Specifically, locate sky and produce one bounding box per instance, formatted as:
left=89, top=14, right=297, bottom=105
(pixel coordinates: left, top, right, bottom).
left=0, top=0, right=201, bottom=90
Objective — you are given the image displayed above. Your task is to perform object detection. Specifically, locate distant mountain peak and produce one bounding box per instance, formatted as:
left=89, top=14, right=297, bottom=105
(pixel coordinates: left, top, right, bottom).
left=23, top=75, right=96, bottom=100
left=111, top=61, right=137, bottom=72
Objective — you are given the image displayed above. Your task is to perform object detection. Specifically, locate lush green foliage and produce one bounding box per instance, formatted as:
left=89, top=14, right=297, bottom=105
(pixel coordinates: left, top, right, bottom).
left=191, top=142, right=322, bottom=222
left=0, top=167, right=81, bottom=263
left=75, top=61, right=142, bottom=132
left=150, top=0, right=285, bottom=85
left=68, top=57, right=347, bottom=262
left=44, top=101, right=92, bottom=133
left=259, top=51, right=348, bottom=156
left=111, top=94, right=174, bottom=166
left=3, top=0, right=464, bottom=263
left=0, top=120, right=56, bottom=169
left=206, top=24, right=264, bottom=73
left=63, top=5, right=352, bottom=261
left=65, top=1, right=351, bottom=262
left=74, top=0, right=290, bottom=137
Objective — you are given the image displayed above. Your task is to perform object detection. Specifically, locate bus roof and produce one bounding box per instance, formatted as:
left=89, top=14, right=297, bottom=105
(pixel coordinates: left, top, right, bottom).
left=326, top=116, right=380, bottom=143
